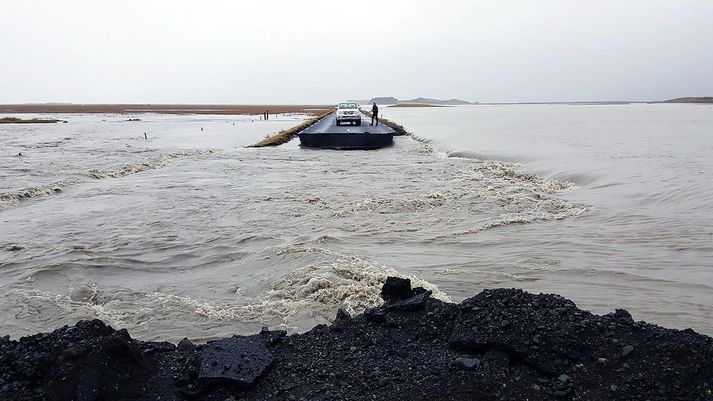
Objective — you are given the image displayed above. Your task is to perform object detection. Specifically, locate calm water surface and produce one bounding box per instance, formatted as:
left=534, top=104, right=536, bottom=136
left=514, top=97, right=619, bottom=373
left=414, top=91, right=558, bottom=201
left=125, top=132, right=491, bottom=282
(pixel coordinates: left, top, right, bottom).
left=0, top=104, right=711, bottom=341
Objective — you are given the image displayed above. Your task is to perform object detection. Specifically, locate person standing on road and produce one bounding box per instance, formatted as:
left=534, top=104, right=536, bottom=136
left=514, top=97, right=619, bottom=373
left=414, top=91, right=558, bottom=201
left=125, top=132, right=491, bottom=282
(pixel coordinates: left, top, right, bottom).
left=371, top=102, right=379, bottom=126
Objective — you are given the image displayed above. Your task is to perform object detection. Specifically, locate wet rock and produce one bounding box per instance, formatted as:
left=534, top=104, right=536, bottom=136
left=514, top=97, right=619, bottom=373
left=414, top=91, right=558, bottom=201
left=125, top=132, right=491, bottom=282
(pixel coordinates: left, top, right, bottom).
left=453, top=357, right=481, bottom=370
left=199, top=336, right=273, bottom=388
left=61, top=345, right=89, bottom=359
left=365, top=307, right=387, bottom=323
left=176, top=338, right=195, bottom=352
left=46, top=330, right=149, bottom=401
left=449, top=338, right=491, bottom=354
left=388, top=328, right=410, bottom=344
left=608, top=308, right=634, bottom=324
left=257, top=328, right=287, bottom=347
left=482, top=350, right=510, bottom=377
left=622, top=344, right=635, bottom=358
left=384, top=290, right=432, bottom=311
left=140, top=341, right=175, bottom=354
left=333, top=308, right=352, bottom=329
left=380, top=277, right=412, bottom=301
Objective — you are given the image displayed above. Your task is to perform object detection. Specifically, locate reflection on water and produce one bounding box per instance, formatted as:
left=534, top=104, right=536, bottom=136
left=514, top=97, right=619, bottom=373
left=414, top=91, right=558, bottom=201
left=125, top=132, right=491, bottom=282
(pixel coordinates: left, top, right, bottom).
left=1, top=104, right=711, bottom=341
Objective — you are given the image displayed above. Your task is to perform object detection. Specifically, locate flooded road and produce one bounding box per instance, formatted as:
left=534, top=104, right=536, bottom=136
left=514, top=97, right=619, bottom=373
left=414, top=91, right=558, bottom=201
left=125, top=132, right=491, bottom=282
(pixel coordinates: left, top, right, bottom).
left=1, top=104, right=711, bottom=341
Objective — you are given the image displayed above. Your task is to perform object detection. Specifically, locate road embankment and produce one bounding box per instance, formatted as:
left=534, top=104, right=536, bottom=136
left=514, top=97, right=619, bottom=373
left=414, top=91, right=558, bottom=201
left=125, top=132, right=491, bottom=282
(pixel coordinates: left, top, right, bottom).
left=250, top=111, right=333, bottom=147
left=0, top=117, right=65, bottom=124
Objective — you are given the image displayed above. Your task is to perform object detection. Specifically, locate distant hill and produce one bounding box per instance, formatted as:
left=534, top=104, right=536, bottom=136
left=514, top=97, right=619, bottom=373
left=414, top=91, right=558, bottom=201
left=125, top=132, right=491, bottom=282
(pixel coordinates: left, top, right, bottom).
left=354, top=97, right=476, bottom=106
left=663, top=97, right=713, bottom=104
left=389, top=103, right=445, bottom=108
left=401, top=97, right=475, bottom=105
left=368, top=97, right=399, bottom=105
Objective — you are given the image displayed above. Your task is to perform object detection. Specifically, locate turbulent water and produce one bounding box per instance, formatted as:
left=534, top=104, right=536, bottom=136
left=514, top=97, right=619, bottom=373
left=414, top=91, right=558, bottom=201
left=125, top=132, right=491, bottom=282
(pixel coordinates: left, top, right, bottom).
left=0, top=104, right=711, bottom=341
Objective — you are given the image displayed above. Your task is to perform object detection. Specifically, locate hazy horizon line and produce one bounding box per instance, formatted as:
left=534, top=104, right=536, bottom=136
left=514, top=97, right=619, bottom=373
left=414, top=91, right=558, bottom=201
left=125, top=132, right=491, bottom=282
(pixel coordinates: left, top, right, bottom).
left=1, top=96, right=711, bottom=106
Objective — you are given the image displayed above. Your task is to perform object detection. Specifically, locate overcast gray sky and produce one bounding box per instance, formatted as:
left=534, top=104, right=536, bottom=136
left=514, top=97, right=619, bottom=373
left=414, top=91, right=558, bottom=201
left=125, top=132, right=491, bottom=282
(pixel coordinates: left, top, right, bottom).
left=1, top=0, right=712, bottom=104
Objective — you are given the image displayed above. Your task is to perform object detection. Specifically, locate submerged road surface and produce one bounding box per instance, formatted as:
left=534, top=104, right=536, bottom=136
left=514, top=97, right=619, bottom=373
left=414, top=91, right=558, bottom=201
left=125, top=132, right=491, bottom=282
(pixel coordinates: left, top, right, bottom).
left=301, top=113, right=394, bottom=135
left=299, top=113, right=394, bottom=149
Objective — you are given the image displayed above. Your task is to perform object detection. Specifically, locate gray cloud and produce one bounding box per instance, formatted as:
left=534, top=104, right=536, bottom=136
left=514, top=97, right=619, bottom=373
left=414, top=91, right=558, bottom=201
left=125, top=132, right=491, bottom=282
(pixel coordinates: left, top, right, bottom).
left=1, top=0, right=712, bottom=103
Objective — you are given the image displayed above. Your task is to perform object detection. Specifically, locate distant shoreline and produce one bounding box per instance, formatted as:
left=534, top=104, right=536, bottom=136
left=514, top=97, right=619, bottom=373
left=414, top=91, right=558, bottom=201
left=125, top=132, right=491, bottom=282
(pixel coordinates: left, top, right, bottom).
left=660, top=97, right=713, bottom=104
left=445, top=99, right=713, bottom=106
left=1, top=98, right=711, bottom=116
left=0, top=117, right=65, bottom=124
left=0, top=104, right=333, bottom=116
left=477, top=97, right=713, bottom=105
left=388, top=103, right=445, bottom=108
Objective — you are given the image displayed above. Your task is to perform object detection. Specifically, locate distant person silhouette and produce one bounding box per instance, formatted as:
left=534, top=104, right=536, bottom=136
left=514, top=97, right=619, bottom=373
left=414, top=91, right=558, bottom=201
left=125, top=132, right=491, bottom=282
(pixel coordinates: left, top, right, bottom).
left=371, top=102, right=379, bottom=126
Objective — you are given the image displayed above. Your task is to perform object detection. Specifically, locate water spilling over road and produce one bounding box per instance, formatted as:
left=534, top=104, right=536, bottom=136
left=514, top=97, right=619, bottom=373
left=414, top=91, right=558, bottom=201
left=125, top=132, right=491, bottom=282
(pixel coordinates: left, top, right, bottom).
left=1, top=104, right=711, bottom=341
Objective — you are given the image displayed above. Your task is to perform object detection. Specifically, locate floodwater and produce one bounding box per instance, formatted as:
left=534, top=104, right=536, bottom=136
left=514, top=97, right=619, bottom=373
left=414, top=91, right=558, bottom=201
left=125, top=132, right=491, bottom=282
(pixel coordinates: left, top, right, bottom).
left=0, top=104, right=711, bottom=341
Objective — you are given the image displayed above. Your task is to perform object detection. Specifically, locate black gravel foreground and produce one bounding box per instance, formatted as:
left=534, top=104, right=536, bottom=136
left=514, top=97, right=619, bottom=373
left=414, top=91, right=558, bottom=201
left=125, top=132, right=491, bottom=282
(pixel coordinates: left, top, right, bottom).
left=2, top=277, right=712, bottom=401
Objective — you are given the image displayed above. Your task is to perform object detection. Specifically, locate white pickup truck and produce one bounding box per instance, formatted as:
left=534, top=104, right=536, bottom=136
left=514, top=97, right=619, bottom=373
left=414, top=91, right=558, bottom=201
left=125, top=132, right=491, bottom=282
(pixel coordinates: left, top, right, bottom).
left=335, top=102, right=361, bottom=126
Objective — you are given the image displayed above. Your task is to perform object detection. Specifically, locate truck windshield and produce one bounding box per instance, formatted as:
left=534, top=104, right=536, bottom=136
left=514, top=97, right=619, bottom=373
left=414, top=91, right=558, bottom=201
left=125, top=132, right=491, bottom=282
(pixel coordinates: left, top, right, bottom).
left=338, top=103, right=358, bottom=109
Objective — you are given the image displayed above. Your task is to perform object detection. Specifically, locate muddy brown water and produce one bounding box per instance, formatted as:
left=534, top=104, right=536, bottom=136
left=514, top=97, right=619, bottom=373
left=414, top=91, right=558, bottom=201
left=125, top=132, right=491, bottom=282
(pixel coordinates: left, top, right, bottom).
left=1, top=104, right=711, bottom=341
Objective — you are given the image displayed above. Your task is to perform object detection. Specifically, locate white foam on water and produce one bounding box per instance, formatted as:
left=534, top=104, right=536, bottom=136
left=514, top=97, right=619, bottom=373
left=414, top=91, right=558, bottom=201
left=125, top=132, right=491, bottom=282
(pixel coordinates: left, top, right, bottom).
left=312, top=152, right=586, bottom=240
left=0, top=150, right=216, bottom=211
left=430, top=200, right=587, bottom=240
left=466, top=160, right=578, bottom=193
left=333, top=192, right=448, bottom=217
left=1, top=247, right=450, bottom=340
left=0, top=180, right=79, bottom=210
